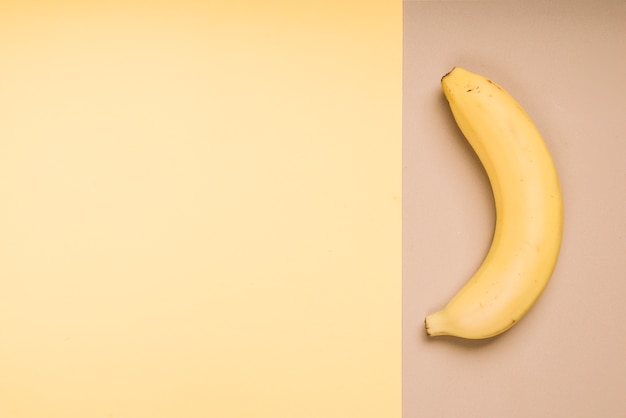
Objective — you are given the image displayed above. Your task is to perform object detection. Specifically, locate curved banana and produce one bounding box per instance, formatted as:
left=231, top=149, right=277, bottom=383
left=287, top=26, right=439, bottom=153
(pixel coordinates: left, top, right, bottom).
left=425, top=67, right=563, bottom=339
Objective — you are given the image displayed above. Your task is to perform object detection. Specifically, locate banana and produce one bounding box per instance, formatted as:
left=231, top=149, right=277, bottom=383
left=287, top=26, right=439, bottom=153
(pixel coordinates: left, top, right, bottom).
left=425, top=67, right=563, bottom=339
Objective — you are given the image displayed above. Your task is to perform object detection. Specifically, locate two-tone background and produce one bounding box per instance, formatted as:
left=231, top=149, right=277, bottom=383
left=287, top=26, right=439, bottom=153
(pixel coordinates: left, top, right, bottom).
left=1, top=1, right=624, bottom=417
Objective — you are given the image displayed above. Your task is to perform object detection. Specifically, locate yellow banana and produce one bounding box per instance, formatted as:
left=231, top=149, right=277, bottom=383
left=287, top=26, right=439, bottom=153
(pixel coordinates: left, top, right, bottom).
left=425, top=67, right=563, bottom=339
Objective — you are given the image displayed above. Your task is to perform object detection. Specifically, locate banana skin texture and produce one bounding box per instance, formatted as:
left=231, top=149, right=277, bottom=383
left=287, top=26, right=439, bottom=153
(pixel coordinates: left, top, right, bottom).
left=425, top=67, right=563, bottom=340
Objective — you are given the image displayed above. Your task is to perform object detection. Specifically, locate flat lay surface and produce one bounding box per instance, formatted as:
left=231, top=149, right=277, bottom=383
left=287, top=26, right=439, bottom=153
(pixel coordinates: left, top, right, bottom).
left=1, top=0, right=624, bottom=416
left=403, top=1, right=626, bottom=417
left=0, top=1, right=401, bottom=417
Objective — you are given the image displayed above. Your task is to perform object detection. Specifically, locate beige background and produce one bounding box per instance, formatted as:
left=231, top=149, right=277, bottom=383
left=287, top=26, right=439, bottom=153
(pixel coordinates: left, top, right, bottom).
left=0, top=1, right=401, bottom=417
left=403, top=1, right=625, bottom=417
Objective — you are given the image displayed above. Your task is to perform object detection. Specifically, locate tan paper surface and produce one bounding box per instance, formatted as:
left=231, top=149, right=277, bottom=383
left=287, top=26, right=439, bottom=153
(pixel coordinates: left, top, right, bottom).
left=403, top=1, right=626, bottom=417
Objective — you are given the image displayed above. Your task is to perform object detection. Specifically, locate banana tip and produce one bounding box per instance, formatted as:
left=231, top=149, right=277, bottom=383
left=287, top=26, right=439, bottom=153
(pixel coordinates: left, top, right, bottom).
left=424, top=315, right=438, bottom=336
left=441, top=66, right=458, bottom=83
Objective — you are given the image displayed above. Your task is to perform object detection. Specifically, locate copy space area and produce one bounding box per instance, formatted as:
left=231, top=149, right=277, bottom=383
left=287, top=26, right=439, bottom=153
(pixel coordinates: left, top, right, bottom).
left=0, top=2, right=401, bottom=416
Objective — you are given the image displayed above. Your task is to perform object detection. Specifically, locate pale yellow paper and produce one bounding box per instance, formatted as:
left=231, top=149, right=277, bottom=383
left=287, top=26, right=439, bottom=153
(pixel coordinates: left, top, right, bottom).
left=0, top=1, right=401, bottom=416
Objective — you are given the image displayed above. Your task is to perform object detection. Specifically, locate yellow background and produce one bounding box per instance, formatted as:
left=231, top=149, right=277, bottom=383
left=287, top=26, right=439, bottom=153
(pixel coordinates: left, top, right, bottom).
left=0, top=1, right=401, bottom=416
